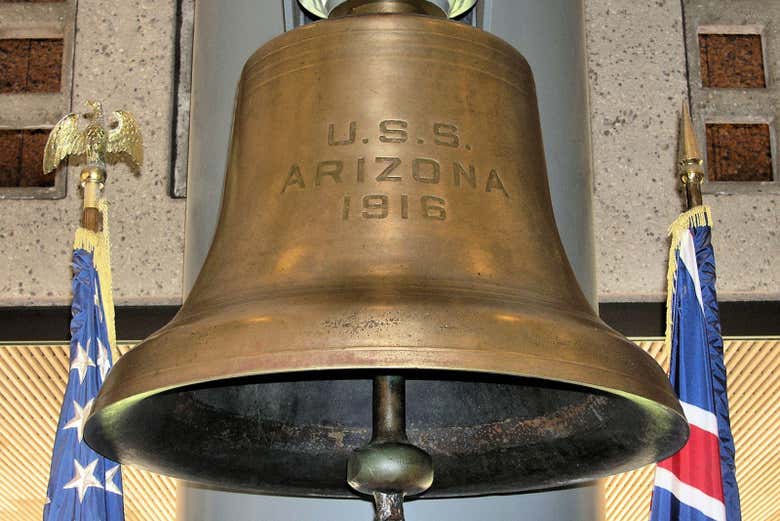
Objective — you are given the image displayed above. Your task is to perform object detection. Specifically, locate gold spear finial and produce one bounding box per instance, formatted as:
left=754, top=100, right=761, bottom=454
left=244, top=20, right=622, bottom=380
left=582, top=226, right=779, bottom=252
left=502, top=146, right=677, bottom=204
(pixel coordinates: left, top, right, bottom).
left=679, top=101, right=704, bottom=209
left=43, top=101, right=143, bottom=231
left=681, top=102, right=702, bottom=161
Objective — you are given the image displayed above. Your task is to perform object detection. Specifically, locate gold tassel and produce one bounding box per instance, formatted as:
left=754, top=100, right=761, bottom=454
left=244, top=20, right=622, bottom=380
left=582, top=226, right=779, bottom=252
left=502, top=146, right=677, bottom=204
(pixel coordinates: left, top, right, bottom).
left=664, top=205, right=713, bottom=356
left=72, top=199, right=117, bottom=352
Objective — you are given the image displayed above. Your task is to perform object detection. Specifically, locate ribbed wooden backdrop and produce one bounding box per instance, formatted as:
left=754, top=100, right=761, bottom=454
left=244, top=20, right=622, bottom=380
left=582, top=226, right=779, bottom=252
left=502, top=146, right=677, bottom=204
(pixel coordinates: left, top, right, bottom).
left=604, top=339, right=780, bottom=521
left=0, top=339, right=777, bottom=520
left=0, top=344, right=176, bottom=521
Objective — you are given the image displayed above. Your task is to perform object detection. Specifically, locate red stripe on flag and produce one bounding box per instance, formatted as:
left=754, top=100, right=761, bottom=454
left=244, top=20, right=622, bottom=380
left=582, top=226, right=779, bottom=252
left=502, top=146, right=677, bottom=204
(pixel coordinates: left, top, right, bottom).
left=658, top=424, right=725, bottom=501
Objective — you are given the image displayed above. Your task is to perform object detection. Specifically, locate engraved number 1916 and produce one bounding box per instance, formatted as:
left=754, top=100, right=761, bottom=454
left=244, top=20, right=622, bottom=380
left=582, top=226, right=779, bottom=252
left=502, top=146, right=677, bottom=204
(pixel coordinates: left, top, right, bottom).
left=342, top=194, right=446, bottom=221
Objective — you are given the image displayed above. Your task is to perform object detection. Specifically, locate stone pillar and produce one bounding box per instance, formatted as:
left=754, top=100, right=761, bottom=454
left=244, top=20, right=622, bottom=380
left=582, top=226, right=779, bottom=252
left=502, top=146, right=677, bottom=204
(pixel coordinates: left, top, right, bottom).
left=180, top=1, right=600, bottom=519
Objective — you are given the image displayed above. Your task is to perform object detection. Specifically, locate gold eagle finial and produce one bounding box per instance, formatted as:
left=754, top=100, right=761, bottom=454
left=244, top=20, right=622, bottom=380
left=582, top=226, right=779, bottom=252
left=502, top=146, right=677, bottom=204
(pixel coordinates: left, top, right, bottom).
left=43, top=100, right=143, bottom=174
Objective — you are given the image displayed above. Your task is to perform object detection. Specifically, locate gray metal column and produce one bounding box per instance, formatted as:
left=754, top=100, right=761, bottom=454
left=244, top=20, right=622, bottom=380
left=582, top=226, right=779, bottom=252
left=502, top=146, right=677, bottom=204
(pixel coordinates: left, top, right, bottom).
left=487, top=0, right=596, bottom=302
left=179, top=0, right=600, bottom=519
left=183, top=0, right=285, bottom=293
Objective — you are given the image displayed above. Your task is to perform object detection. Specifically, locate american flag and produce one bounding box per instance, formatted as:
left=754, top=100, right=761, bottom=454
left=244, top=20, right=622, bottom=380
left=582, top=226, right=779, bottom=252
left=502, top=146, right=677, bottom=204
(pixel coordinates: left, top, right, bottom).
left=43, top=212, right=125, bottom=520
left=650, top=206, right=740, bottom=521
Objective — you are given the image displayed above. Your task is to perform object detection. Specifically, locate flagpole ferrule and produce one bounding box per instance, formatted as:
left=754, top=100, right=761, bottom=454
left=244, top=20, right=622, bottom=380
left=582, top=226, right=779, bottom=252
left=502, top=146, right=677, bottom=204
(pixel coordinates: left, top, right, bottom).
left=80, top=166, right=107, bottom=232
left=680, top=158, right=704, bottom=209
left=679, top=102, right=705, bottom=210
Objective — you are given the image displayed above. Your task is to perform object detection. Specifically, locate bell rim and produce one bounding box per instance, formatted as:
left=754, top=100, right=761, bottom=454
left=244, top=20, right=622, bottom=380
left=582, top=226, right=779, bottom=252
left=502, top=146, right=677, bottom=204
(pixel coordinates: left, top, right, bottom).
left=92, top=339, right=682, bottom=415
left=85, top=298, right=688, bottom=496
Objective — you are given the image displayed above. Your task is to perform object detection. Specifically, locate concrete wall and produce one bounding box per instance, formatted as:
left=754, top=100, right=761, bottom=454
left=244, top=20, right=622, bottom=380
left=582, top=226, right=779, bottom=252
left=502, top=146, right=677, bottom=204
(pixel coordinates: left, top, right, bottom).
left=586, top=0, right=779, bottom=301
left=0, top=0, right=185, bottom=306
left=587, top=0, right=689, bottom=302
left=684, top=0, right=780, bottom=299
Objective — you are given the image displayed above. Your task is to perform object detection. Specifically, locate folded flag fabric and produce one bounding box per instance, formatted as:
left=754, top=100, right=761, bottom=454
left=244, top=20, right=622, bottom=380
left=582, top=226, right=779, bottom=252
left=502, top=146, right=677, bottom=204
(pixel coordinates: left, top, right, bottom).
left=43, top=200, right=125, bottom=521
left=650, top=206, right=740, bottom=521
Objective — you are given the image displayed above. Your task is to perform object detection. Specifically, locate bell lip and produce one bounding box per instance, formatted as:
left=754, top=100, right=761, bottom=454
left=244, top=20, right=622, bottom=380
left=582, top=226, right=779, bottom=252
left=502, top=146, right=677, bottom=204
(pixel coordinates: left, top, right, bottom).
left=87, top=345, right=687, bottom=425
left=90, top=340, right=684, bottom=417
left=85, top=305, right=689, bottom=495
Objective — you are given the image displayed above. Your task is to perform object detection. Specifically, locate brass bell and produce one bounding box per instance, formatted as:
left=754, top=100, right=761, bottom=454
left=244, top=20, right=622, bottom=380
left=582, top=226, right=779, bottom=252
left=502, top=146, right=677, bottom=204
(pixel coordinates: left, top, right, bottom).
left=85, top=0, right=687, bottom=516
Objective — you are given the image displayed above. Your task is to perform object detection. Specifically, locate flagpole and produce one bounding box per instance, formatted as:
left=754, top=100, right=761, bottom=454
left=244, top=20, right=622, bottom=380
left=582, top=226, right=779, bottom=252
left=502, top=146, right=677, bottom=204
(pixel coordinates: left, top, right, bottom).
left=650, top=101, right=743, bottom=521
left=680, top=102, right=704, bottom=210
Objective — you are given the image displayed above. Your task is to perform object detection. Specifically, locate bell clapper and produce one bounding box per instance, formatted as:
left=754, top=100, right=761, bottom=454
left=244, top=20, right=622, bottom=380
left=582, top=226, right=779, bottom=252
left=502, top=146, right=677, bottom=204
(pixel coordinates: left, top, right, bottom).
left=348, top=375, right=434, bottom=521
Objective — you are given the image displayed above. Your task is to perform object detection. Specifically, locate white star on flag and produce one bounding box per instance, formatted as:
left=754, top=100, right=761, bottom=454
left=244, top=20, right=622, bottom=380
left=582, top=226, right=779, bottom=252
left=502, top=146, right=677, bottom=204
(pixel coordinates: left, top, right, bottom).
left=63, top=458, right=104, bottom=502
left=96, top=337, right=111, bottom=381
left=70, top=339, right=95, bottom=384
left=62, top=399, right=94, bottom=441
left=105, top=465, right=123, bottom=496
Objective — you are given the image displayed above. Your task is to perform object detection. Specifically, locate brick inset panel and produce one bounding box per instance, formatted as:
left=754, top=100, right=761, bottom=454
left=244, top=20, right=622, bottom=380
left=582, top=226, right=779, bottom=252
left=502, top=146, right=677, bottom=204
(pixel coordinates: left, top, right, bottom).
left=0, top=38, right=64, bottom=94
left=699, top=33, right=766, bottom=88
left=0, top=40, right=28, bottom=93
left=706, top=123, right=773, bottom=182
left=0, top=129, right=53, bottom=187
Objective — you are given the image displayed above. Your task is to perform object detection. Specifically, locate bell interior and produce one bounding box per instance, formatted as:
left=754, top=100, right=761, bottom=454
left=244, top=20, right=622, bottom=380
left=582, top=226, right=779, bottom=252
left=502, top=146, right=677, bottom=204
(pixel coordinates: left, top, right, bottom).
left=86, top=370, right=682, bottom=498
